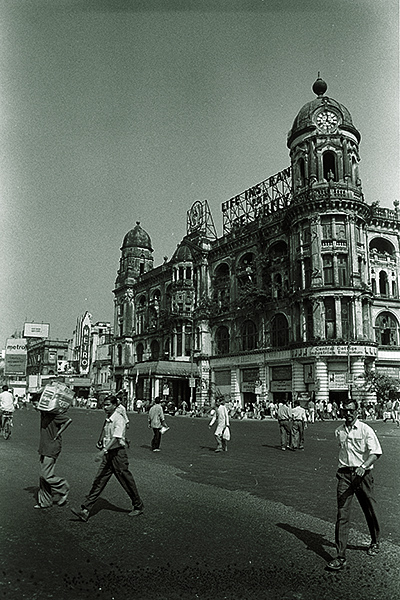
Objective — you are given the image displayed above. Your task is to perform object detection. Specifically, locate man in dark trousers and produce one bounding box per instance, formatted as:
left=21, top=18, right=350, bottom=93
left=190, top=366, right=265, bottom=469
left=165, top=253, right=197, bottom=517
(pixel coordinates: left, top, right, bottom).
left=71, top=395, right=143, bottom=522
left=32, top=393, right=72, bottom=509
left=326, top=398, right=382, bottom=571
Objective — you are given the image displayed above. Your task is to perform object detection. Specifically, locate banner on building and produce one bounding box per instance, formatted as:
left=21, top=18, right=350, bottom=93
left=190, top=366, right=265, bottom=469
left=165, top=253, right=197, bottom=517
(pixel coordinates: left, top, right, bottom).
left=80, top=312, right=91, bottom=375
left=23, top=323, right=49, bottom=338
left=5, top=338, right=27, bottom=375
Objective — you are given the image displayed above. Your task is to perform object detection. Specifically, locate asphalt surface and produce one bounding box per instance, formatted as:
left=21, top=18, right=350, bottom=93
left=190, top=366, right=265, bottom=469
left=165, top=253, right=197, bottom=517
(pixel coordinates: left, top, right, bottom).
left=1, top=407, right=399, bottom=600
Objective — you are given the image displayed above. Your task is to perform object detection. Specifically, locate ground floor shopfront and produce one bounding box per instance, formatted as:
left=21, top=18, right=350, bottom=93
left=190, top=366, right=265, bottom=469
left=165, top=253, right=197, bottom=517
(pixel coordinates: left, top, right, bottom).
left=114, top=343, right=400, bottom=410
left=209, top=342, right=396, bottom=408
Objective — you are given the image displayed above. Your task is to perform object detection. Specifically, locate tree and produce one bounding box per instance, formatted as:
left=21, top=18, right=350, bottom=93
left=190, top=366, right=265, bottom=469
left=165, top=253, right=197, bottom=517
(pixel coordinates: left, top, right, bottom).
left=363, top=371, right=400, bottom=404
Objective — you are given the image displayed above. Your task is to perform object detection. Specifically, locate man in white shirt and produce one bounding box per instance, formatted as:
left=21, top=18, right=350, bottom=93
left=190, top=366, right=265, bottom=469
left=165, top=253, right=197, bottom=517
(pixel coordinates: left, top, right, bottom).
left=209, top=398, right=230, bottom=452
left=71, top=395, right=143, bottom=522
left=0, top=385, right=15, bottom=429
left=291, top=399, right=307, bottom=450
left=326, top=399, right=382, bottom=571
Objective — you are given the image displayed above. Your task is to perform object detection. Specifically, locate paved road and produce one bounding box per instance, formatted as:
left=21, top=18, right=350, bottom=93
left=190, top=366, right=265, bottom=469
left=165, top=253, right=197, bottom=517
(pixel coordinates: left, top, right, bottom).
left=1, top=407, right=399, bottom=600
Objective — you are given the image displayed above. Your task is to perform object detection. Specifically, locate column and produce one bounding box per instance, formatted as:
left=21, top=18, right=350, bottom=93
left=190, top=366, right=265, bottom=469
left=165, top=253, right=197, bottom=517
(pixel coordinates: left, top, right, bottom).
left=335, top=297, right=342, bottom=338
left=315, top=358, right=329, bottom=405
left=292, top=359, right=306, bottom=394
left=354, top=297, right=363, bottom=340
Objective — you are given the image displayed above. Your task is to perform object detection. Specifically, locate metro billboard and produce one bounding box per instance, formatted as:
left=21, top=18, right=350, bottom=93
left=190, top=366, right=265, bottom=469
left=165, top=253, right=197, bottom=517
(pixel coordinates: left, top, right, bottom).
left=5, top=338, right=27, bottom=375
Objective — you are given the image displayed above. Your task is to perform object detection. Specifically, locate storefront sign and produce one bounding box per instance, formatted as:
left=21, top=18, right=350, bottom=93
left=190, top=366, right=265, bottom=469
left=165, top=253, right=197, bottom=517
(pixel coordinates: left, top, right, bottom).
left=270, top=380, right=292, bottom=392
left=292, top=345, right=377, bottom=358
left=328, top=372, right=349, bottom=390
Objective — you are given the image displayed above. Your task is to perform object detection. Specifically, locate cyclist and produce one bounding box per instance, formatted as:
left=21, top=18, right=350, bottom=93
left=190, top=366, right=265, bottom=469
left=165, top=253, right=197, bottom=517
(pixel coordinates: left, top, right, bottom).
left=0, top=385, right=15, bottom=430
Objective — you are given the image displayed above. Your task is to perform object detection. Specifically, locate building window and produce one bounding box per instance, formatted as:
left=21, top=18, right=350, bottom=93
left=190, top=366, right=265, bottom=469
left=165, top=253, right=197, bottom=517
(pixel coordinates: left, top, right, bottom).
left=379, top=271, right=389, bottom=296
left=304, top=257, right=311, bottom=288
left=271, top=314, right=289, bottom=347
left=375, top=312, right=399, bottom=346
left=215, top=326, right=230, bottom=355
left=150, top=340, right=159, bottom=361
left=324, top=298, right=336, bottom=339
left=305, top=300, right=314, bottom=341
left=336, top=218, right=346, bottom=240
left=323, top=151, right=337, bottom=181
left=338, top=254, right=349, bottom=286
left=323, top=255, right=334, bottom=285
left=341, top=298, right=351, bottom=339
left=321, top=218, right=333, bottom=239
left=176, top=323, right=183, bottom=356
left=184, top=322, right=192, bottom=357
left=117, top=344, right=123, bottom=365
left=136, top=343, right=144, bottom=363
left=242, top=320, right=257, bottom=351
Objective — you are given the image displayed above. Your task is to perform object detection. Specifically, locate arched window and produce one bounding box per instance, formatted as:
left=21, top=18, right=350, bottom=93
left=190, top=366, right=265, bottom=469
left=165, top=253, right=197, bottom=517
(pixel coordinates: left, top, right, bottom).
left=324, top=297, right=336, bottom=339
left=237, top=253, right=256, bottom=288
left=242, top=320, right=257, bottom=351
left=323, top=151, right=337, bottom=181
left=117, top=344, right=123, bottom=365
left=297, top=157, right=305, bottom=187
left=150, top=340, right=160, bottom=361
left=379, top=271, right=389, bottom=296
left=375, top=312, right=399, bottom=346
left=215, top=326, right=230, bottom=355
left=271, top=314, right=289, bottom=347
left=136, top=343, right=144, bottom=363
left=213, top=263, right=230, bottom=312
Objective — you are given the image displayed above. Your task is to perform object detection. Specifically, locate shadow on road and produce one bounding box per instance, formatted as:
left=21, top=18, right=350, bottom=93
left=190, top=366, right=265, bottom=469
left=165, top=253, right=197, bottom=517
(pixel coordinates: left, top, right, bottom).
left=276, top=523, right=335, bottom=561
left=69, top=498, right=130, bottom=520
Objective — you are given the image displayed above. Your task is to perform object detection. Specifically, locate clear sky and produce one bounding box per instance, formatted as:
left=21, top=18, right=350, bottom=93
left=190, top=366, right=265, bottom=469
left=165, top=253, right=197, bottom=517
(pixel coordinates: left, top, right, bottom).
left=0, top=0, right=398, bottom=347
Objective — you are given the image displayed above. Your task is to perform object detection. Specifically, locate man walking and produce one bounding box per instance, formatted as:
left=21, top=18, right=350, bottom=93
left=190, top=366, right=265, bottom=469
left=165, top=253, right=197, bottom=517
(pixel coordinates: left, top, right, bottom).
left=32, top=392, right=72, bottom=509
left=326, top=398, right=382, bottom=571
left=209, top=398, right=230, bottom=452
left=148, top=397, right=167, bottom=452
left=71, top=395, right=143, bottom=522
left=277, top=398, right=293, bottom=451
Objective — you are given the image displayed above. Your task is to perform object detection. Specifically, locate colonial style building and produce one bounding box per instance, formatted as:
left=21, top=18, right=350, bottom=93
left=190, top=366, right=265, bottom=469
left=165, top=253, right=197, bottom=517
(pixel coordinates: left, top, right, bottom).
left=112, top=77, right=400, bottom=410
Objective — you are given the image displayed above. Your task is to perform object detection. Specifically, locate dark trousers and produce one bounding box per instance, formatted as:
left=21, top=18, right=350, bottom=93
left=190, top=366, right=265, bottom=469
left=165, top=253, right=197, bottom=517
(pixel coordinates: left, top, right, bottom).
left=82, top=447, right=143, bottom=512
left=292, top=421, right=304, bottom=448
left=279, top=420, right=292, bottom=449
left=335, top=468, right=380, bottom=558
left=151, top=428, right=161, bottom=450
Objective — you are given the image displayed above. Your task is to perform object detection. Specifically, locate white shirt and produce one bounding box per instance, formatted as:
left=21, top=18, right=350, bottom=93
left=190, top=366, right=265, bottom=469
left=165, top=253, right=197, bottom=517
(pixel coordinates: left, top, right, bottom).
left=335, top=419, right=382, bottom=469
left=0, top=391, right=15, bottom=412
left=103, top=411, right=126, bottom=448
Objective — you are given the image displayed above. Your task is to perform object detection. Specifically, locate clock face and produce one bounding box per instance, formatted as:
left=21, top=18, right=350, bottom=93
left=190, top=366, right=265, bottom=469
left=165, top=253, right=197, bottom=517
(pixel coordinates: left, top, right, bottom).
left=315, top=110, right=339, bottom=133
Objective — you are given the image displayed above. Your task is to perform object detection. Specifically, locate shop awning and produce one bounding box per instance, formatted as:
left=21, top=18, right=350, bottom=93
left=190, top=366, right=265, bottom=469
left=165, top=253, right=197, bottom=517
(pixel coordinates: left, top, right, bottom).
left=129, top=361, right=198, bottom=378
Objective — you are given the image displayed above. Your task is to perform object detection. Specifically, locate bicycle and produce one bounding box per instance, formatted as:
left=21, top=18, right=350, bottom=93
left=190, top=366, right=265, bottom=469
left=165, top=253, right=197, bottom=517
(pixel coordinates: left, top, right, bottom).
left=1, top=411, right=13, bottom=440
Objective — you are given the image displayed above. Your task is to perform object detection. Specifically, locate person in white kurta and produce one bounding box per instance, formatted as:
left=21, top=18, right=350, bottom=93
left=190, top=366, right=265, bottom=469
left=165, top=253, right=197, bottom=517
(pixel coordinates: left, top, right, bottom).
left=209, top=399, right=230, bottom=452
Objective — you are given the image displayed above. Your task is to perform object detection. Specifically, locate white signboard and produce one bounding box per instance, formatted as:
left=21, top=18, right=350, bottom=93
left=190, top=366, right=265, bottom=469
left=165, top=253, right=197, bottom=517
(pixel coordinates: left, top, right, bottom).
left=24, top=323, right=50, bottom=338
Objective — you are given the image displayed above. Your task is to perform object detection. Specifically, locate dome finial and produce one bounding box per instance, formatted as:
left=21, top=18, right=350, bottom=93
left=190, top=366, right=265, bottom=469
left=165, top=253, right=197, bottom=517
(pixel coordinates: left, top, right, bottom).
left=312, top=73, right=327, bottom=97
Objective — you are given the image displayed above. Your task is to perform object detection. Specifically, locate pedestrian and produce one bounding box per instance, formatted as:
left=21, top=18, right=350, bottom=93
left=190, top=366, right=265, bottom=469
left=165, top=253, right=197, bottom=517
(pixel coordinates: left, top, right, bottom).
left=326, top=398, right=382, bottom=571
left=307, top=398, right=315, bottom=423
left=71, top=395, right=143, bottom=522
left=277, top=398, right=293, bottom=451
left=148, top=396, right=167, bottom=452
left=208, top=398, right=230, bottom=452
left=32, top=391, right=72, bottom=509
left=291, top=400, right=307, bottom=450
left=0, top=385, right=15, bottom=430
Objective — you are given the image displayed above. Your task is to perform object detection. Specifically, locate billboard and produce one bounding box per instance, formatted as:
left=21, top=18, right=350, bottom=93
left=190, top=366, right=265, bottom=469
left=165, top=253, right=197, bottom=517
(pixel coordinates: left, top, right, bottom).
left=80, top=313, right=91, bottom=375
left=24, top=323, right=50, bottom=338
left=5, top=338, right=27, bottom=375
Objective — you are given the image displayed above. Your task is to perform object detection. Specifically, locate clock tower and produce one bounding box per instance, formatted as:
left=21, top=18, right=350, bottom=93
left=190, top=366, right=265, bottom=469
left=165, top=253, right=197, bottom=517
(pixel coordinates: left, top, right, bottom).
left=287, top=75, right=362, bottom=192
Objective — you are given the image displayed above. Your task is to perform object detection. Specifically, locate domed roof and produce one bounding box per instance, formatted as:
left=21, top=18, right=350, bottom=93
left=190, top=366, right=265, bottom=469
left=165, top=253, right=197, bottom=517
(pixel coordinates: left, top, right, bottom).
left=172, top=244, right=193, bottom=262
left=122, top=222, right=152, bottom=250
left=287, top=77, right=360, bottom=146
